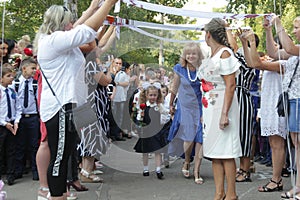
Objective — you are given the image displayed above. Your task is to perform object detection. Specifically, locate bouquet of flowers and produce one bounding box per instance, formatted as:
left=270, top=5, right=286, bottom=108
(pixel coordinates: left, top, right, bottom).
left=136, top=103, right=146, bottom=127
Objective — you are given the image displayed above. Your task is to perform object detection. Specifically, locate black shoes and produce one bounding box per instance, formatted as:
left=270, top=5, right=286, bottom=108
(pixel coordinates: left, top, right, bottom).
left=6, top=176, right=15, bottom=185
left=14, top=173, right=23, bottom=179
left=115, top=137, right=126, bottom=141
left=32, top=171, right=39, bottom=181
left=142, top=170, right=164, bottom=179
left=143, top=170, right=149, bottom=176
left=156, top=171, right=164, bottom=180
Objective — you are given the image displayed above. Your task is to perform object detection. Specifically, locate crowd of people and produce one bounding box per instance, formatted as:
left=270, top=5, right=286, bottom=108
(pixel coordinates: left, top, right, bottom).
left=0, top=0, right=299, bottom=199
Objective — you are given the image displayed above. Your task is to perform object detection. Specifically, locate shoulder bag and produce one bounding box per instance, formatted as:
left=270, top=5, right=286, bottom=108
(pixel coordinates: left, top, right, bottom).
left=277, top=58, right=299, bottom=117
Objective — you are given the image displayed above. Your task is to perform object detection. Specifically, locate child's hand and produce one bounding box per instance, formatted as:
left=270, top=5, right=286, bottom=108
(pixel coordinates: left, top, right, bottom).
left=13, top=123, right=18, bottom=135
left=5, top=123, right=15, bottom=135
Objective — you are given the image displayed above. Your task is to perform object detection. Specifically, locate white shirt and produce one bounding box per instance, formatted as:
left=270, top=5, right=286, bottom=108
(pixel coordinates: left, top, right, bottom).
left=37, top=24, right=96, bottom=122
left=0, top=88, right=8, bottom=126
left=12, top=75, right=38, bottom=123
left=113, top=71, right=130, bottom=102
left=0, top=85, right=17, bottom=124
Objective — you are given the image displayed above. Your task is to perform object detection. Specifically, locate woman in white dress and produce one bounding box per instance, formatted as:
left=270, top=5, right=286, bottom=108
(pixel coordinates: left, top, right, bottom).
left=198, top=18, right=242, bottom=200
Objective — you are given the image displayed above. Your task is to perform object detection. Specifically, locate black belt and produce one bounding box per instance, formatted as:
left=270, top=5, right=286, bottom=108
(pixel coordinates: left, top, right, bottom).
left=22, top=113, right=39, bottom=118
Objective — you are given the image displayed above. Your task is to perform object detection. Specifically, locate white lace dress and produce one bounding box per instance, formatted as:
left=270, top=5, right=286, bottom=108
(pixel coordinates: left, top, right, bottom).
left=260, top=67, right=288, bottom=138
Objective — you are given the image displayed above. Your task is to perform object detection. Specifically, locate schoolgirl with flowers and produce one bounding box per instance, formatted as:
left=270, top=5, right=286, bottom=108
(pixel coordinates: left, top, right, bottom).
left=133, top=82, right=170, bottom=179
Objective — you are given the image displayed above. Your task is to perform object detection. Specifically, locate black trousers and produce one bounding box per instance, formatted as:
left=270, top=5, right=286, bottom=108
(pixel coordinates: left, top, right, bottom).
left=15, top=115, right=40, bottom=175
left=46, top=106, right=76, bottom=197
left=0, top=125, right=16, bottom=179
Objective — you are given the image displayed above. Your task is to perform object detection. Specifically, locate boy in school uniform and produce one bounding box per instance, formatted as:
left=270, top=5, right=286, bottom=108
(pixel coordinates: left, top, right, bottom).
left=14, top=57, right=40, bottom=181
left=0, top=66, right=18, bottom=185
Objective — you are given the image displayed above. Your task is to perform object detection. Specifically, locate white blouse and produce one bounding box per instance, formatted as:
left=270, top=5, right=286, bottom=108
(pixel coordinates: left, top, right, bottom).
left=37, top=24, right=97, bottom=122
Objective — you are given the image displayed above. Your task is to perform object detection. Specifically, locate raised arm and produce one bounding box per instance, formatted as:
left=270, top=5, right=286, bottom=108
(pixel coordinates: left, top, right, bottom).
left=264, top=16, right=291, bottom=60
left=84, top=0, right=118, bottom=31
left=226, top=29, right=239, bottom=53
left=239, top=30, right=282, bottom=72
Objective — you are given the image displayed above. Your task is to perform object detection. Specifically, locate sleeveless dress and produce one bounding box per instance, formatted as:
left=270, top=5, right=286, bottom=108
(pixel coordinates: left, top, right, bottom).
left=198, top=47, right=242, bottom=159
left=260, top=69, right=287, bottom=138
left=134, top=103, right=169, bottom=153
left=235, top=52, right=255, bottom=157
left=168, top=64, right=203, bottom=157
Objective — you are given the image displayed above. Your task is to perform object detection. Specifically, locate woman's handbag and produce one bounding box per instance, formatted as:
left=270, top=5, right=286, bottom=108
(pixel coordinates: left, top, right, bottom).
left=276, top=58, right=299, bottom=117
left=69, top=101, right=98, bottom=132
left=40, top=69, right=98, bottom=132
left=276, top=91, right=289, bottom=117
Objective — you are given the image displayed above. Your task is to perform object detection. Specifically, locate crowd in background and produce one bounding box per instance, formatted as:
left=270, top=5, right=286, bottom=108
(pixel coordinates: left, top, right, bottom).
left=0, top=1, right=299, bottom=200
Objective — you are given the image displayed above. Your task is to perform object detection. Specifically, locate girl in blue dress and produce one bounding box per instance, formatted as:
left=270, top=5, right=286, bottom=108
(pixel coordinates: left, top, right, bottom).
left=168, top=42, right=204, bottom=184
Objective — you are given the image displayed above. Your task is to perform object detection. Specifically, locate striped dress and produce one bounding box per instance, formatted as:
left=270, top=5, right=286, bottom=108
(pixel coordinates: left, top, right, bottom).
left=235, top=52, right=255, bottom=157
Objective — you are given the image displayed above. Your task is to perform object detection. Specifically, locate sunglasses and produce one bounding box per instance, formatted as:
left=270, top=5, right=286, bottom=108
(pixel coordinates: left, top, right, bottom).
left=61, top=6, right=68, bottom=23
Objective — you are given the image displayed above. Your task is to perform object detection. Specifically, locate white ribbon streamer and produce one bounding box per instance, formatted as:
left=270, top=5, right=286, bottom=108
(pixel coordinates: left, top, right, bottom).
left=122, top=0, right=267, bottom=19
left=125, top=25, right=205, bottom=43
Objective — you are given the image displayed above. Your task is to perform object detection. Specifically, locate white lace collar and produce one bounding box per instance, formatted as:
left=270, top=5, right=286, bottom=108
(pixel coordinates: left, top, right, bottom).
left=146, top=101, right=157, bottom=107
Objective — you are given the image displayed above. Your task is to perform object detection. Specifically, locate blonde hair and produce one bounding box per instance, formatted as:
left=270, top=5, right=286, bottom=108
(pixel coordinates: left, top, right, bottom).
left=180, top=42, right=204, bottom=67
left=18, top=35, right=31, bottom=51
left=33, top=5, right=73, bottom=53
left=294, top=16, right=300, bottom=25
left=139, top=85, right=163, bottom=105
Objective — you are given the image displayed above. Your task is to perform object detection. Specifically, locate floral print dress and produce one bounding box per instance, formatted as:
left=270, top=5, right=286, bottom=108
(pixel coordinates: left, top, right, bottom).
left=198, top=47, right=242, bottom=159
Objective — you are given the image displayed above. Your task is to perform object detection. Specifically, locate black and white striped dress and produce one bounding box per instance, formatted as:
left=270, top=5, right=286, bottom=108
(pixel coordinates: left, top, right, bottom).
left=235, top=52, right=255, bottom=157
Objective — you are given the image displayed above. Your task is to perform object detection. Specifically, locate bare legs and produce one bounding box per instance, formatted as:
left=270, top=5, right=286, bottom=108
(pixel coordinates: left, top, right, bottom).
left=194, top=143, right=203, bottom=184
left=270, top=135, right=285, bottom=182
left=182, top=141, right=194, bottom=177
left=36, top=139, right=50, bottom=197
left=212, top=158, right=238, bottom=200
left=282, top=132, right=300, bottom=197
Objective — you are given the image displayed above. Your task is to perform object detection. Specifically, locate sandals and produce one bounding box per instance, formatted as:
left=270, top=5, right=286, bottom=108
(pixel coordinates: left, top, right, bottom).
left=194, top=177, right=204, bottom=184
left=282, top=168, right=291, bottom=178
left=67, top=191, right=77, bottom=200
left=37, top=187, right=51, bottom=200
left=258, top=179, right=283, bottom=192
left=181, top=162, right=190, bottom=178
left=281, top=187, right=300, bottom=199
left=80, top=169, right=103, bottom=183
left=194, top=170, right=204, bottom=184
left=235, top=169, right=251, bottom=182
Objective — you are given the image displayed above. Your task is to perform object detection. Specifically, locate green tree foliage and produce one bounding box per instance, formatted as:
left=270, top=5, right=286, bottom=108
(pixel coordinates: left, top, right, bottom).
left=0, top=0, right=63, bottom=41
left=226, top=0, right=300, bottom=51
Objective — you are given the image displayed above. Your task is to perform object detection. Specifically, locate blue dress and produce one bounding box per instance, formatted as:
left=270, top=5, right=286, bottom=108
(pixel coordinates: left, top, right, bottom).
left=168, top=64, right=203, bottom=157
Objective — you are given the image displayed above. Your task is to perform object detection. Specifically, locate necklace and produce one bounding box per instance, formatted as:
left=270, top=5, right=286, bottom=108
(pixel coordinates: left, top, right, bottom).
left=187, top=65, right=197, bottom=82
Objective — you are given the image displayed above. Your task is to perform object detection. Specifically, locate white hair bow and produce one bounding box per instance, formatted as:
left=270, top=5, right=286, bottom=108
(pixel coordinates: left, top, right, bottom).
left=142, top=82, right=161, bottom=90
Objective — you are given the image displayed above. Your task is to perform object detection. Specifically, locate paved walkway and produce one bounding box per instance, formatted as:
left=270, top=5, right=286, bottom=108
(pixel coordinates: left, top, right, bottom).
left=2, top=139, right=294, bottom=200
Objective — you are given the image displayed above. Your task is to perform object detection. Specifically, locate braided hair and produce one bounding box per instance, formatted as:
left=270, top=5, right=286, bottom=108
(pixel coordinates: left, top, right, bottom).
left=204, top=18, right=232, bottom=51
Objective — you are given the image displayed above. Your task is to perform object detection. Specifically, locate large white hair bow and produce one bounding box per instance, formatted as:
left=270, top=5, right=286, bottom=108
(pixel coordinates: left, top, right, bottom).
left=142, top=81, right=161, bottom=90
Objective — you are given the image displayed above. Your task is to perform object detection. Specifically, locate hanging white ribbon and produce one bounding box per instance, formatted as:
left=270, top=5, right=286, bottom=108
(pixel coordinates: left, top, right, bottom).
left=114, top=0, right=121, bottom=13
left=133, top=20, right=204, bottom=31
left=121, top=0, right=267, bottom=19
left=124, top=25, right=205, bottom=43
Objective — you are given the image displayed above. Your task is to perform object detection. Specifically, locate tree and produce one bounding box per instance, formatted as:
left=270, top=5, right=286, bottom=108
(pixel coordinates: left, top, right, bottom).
left=225, top=0, right=300, bottom=51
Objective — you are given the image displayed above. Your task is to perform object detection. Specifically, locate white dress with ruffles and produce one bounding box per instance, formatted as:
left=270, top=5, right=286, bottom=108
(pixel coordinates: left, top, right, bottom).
left=198, top=47, right=242, bottom=159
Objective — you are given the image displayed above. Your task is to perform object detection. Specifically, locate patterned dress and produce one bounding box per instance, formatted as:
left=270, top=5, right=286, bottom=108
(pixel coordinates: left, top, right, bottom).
left=235, top=52, right=255, bottom=157
left=198, top=47, right=242, bottom=159
left=77, top=59, right=109, bottom=158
